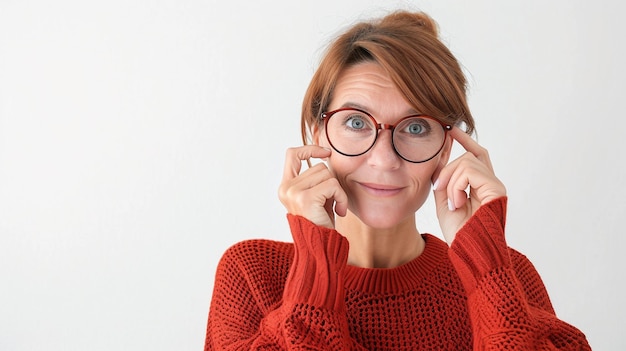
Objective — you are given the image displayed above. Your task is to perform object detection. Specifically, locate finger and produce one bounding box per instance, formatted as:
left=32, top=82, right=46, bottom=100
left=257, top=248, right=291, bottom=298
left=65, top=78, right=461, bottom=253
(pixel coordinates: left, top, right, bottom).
left=315, top=177, right=348, bottom=217
left=432, top=179, right=451, bottom=213
left=432, top=160, right=456, bottom=211
left=449, top=126, right=494, bottom=171
left=446, top=165, right=470, bottom=211
left=288, top=163, right=335, bottom=193
left=297, top=173, right=348, bottom=217
left=295, top=177, right=347, bottom=228
left=282, top=145, right=331, bottom=181
left=433, top=151, right=464, bottom=194
left=331, top=181, right=348, bottom=217
left=440, top=153, right=506, bottom=210
left=434, top=153, right=478, bottom=211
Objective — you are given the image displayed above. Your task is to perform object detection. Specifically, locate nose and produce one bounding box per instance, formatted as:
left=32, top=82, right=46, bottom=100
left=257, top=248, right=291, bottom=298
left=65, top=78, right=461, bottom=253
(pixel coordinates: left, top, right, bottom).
left=366, top=127, right=401, bottom=170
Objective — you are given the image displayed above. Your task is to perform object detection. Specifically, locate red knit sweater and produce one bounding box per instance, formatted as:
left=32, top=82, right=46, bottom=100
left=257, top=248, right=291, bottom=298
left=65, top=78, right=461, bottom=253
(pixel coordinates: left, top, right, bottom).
left=205, top=197, right=590, bottom=350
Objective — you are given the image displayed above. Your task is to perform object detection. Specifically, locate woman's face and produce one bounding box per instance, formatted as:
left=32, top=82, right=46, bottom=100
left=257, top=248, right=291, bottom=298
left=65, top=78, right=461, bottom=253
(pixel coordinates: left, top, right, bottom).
left=315, top=62, right=451, bottom=229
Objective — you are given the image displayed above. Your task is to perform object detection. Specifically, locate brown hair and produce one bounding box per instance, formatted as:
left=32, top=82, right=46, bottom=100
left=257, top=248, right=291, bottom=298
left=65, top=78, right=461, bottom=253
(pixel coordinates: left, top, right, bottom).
left=301, top=11, right=474, bottom=145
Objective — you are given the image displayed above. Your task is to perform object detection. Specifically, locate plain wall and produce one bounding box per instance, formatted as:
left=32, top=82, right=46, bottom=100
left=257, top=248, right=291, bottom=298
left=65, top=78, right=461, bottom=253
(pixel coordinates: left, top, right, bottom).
left=1, top=0, right=623, bottom=350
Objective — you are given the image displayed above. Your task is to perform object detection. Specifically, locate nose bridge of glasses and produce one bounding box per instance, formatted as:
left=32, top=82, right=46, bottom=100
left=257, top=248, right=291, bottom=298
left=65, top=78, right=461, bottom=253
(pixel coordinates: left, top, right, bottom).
left=377, top=123, right=394, bottom=132
left=373, top=123, right=395, bottom=148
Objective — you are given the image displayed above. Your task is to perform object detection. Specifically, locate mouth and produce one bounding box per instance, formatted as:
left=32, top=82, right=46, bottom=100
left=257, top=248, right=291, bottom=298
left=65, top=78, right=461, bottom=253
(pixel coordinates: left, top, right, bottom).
left=358, top=182, right=404, bottom=197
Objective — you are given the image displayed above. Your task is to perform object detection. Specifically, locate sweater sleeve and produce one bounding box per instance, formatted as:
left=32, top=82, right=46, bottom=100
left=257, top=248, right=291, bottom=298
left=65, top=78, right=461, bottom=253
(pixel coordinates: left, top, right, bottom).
left=205, top=215, right=360, bottom=351
left=448, top=197, right=591, bottom=350
left=277, top=214, right=354, bottom=349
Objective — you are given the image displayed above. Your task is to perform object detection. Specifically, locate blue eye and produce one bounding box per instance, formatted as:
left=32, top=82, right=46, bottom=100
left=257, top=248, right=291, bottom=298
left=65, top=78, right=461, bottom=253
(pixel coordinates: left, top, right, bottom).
left=408, top=123, right=424, bottom=134
left=344, top=115, right=369, bottom=130
left=402, top=118, right=431, bottom=136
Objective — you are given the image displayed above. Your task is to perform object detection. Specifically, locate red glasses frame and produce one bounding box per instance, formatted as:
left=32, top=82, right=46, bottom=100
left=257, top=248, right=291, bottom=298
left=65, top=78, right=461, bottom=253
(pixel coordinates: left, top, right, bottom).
left=321, top=107, right=453, bottom=163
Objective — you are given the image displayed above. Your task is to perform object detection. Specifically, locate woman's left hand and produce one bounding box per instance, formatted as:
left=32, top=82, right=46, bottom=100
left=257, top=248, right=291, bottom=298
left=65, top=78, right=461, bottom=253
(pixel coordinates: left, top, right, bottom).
left=432, top=127, right=506, bottom=245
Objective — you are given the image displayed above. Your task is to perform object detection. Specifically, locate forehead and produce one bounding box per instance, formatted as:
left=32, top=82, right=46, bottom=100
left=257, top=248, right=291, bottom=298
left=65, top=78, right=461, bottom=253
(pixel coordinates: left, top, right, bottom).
left=331, top=62, right=416, bottom=117
left=335, top=62, right=394, bottom=90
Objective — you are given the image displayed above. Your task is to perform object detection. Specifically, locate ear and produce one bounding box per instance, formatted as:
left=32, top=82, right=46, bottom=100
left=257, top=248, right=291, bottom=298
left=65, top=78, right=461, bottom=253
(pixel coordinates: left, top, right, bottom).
left=432, top=135, right=453, bottom=183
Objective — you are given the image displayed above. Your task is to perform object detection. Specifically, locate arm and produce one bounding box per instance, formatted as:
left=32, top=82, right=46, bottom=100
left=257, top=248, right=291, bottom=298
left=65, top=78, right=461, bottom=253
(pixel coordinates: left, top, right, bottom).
left=280, top=214, right=354, bottom=349
left=448, top=197, right=591, bottom=350
left=204, top=215, right=358, bottom=351
left=433, top=128, right=590, bottom=349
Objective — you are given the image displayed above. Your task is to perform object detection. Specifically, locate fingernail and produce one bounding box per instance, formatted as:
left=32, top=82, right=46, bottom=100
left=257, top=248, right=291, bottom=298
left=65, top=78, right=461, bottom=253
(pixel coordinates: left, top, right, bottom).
left=448, top=199, right=455, bottom=211
left=432, top=179, right=439, bottom=191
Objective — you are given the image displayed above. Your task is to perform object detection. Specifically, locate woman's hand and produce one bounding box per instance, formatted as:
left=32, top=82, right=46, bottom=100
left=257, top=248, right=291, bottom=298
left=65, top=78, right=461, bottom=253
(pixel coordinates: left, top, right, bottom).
left=433, top=127, right=506, bottom=245
left=278, top=145, right=348, bottom=229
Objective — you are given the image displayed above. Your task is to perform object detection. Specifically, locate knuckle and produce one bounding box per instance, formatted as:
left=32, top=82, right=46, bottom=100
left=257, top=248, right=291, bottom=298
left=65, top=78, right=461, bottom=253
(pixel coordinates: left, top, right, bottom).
left=278, top=180, right=298, bottom=202
left=283, top=185, right=298, bottom=199
left=279, top=187, right=304, bottom=210
left=277, top=184, right=288, bottom=200
left=326, top=177, right=341, bottom=187
left=285, top=147, right=299, bottom=158
left=479, top=148, right=490, bottom=159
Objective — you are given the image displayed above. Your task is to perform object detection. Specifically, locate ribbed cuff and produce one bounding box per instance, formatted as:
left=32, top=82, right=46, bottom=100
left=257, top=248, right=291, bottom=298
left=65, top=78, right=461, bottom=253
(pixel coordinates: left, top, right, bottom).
left=284, top=214, right=350, bottom=311
left=448, top=197, right=510, bottom=293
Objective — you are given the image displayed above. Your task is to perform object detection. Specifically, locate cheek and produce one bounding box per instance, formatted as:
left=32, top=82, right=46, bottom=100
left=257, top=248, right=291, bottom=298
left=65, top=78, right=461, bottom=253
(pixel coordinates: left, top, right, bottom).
left=407, top=163, right=439, bottom=210
left=325, top=152, right=361, bottom=186
left=318, top=135, right=330, bottom=149
left=408, top=158, right=441, bottom=188
left=326, top=152, right=348, bottom=176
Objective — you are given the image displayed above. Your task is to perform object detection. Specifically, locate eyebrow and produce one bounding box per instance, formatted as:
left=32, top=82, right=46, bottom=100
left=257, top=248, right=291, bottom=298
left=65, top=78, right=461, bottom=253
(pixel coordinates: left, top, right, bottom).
left=338, top=101, right=421, bottom=116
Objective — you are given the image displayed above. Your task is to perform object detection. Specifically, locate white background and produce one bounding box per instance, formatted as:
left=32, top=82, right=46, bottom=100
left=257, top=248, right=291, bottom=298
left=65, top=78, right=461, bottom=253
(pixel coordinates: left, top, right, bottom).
left=1, top=0, right=624, bottom=350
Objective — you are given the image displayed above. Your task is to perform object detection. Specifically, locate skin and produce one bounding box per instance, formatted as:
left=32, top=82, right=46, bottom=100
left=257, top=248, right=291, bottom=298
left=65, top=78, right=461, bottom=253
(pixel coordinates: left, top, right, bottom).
left=279, top=62, right=506, bottom=268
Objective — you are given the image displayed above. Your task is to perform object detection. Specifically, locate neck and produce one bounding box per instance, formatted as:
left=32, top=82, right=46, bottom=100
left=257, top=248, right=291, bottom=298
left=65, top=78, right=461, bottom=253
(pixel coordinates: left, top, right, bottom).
left=335, top=210, right=425, bottom=268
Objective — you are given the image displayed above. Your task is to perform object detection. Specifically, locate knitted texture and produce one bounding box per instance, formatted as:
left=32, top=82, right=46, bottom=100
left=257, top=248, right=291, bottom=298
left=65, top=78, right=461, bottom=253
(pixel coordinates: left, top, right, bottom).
left=205, top=197, right=590, bottom=350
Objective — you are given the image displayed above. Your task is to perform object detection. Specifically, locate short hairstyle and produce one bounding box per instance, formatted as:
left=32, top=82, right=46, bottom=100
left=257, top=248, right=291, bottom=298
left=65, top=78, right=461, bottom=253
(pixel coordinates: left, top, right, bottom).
left=301, top=11, right=474, bottom=145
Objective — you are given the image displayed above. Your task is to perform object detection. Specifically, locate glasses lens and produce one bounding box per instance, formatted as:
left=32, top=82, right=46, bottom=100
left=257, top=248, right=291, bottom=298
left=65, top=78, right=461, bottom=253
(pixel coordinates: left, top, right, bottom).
left=326, top=109, right=377, bottom=156
left=393, top=116, right=445, bottom=162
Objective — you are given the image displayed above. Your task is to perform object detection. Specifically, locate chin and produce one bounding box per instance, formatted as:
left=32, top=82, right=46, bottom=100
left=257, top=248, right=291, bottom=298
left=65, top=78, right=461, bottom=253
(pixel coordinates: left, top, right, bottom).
left=351, top=204, right=415, bottom=230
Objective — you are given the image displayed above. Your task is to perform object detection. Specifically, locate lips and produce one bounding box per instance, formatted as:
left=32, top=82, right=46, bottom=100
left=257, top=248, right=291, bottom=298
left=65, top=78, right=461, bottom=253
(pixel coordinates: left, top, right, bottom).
left=358, top=182, right=404, bottom=197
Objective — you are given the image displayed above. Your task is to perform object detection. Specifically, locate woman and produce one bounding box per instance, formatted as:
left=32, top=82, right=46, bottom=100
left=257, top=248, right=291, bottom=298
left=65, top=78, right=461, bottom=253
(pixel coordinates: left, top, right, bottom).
left=204, top=11, right=590, bottom=350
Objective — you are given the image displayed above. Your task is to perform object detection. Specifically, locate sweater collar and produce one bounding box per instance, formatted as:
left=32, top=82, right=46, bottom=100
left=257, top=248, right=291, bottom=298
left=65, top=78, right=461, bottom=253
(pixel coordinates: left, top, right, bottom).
left=343, top=234, right=449, bottom=293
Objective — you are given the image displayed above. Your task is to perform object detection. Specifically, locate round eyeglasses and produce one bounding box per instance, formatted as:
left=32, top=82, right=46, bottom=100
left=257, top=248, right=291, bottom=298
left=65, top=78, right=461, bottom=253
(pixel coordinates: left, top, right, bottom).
left=321, top=108, right=452, bottom=163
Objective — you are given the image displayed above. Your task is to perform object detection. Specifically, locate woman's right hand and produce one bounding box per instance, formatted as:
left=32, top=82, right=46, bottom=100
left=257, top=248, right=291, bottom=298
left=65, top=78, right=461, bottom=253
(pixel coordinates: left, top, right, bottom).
left=278, top=145, right=348, bottom=229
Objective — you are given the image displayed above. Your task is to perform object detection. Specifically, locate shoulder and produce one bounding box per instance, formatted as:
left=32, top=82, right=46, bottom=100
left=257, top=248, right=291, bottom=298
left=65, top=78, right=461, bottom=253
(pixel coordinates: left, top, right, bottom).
left=220, top=239, right=295, bottom=267
left=209, top=240, right=296, bottom=329
left=216, top=239, right=295, bottom=282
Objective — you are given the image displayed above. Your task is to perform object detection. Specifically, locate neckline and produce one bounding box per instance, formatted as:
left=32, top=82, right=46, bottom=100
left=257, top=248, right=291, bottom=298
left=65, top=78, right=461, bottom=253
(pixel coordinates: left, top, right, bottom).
left=343, top=234, right=448, bottom=293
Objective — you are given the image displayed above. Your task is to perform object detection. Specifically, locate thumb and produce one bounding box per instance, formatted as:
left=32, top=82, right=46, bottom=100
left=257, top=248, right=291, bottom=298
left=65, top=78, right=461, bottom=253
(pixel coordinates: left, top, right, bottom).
left=432, top=179, right=452, bottom=215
